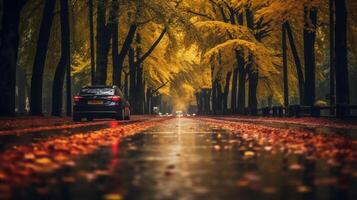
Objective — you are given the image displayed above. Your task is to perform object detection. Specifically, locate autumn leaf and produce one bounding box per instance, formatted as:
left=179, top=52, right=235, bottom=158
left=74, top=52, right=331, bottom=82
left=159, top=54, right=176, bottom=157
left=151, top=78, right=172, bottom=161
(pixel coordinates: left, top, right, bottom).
left=297, top=185, right=311, bottom=193
left=103, top=193, right=122, bottom=200
left=289, top=164, right=303, bottom=171
left=244, top=151, right=255, bottom=157
left=35, top=158, right=52, bottom=165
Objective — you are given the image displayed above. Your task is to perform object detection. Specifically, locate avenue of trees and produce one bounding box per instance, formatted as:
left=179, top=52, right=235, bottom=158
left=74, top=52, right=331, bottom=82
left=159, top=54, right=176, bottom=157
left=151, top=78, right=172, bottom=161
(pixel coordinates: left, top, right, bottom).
left=189, top=0, right=357, bottom=117
left=0, top=0, right=356, bottom=117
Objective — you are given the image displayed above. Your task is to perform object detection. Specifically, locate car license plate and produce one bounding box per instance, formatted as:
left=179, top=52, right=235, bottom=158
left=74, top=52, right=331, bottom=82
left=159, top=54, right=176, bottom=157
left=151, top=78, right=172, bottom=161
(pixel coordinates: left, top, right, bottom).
left=88, top=100, right=103, bottom=105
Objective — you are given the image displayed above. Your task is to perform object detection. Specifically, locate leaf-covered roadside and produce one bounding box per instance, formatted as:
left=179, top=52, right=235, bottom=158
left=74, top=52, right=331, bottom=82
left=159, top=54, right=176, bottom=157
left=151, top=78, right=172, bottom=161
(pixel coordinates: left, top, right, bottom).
left=209, top=116, right=357, bottom=130
left=0, top=118, right=169, bottom=192
left=0, top=115, right=153, bottom=136
left=0, top=116, right=75, bottom=131
left=198, top=117, right=357, bottom=168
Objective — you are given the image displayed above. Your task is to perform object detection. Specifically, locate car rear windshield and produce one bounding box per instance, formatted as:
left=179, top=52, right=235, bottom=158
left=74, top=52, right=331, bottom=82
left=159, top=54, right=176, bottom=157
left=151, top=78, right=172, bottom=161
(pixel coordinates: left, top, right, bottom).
left=80, top=88, right=114, bottom=95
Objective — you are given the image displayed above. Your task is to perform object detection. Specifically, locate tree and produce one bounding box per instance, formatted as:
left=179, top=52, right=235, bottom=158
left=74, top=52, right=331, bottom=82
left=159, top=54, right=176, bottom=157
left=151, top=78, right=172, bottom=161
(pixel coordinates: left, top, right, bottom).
left=51, top=0, right=71, bottom=117
left=30, top=0, right=56, bottom=115
left=95, top=0, right=111, bottom=85
left=334, top=0, right=349, bottom=117
left=112, top=24, right=137, bottom=87
left=285, top=22, right=304, bottom=105
left=129, top=28, right=167, bottom=114
left=329, top=0, right=335, bottom=115
left=0, top=0, right=26, bottom=116
left=303, top=6, right=317, bottom=106
left=88, top=0, right=95, bottom=85
left=282, top=22, right=289, bottom=107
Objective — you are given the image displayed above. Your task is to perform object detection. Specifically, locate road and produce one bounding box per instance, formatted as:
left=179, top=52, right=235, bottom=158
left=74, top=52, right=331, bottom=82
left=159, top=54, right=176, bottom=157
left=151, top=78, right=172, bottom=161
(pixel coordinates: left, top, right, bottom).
left=0, top=117, right=356, bottom=200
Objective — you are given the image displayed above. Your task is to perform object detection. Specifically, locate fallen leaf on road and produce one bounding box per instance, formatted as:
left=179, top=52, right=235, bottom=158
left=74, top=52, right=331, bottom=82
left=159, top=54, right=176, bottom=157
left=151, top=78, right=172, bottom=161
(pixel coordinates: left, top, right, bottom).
left=53, top=154, right=68, bottom=162
left=0, top=172, right=7, bottom=180
left=297, top=185, right=311, bottom=193
left=262, top=187, right=277, bottom=194
left=24, top=153, right=35, bottom=160
left=236, top=179, right=249, bottom=187
left=213, top=145, right=221, bottom=151
left=264, top=146, right=273, bottom=151
left=35, top=158, right=52, bottom=165
left=244, top=151, right=255, bottom=157
left=289, top=164, right=303, bottom=171
left=103, top=193, right=122, bottom=200
left=243, top=172, right=261, bottom=182
left=94, top=170, right=110, bottom=176
left=78, top=171, right=97, bottom=182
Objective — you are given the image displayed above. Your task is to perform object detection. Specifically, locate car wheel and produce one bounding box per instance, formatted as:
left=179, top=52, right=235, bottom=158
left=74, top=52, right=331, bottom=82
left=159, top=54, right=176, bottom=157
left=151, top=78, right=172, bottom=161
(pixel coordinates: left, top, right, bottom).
left=87, top=117, right=94, bottom=121
left=115, top=109, right=125, bottom=120
left=73, top=116, right=81, bottom=122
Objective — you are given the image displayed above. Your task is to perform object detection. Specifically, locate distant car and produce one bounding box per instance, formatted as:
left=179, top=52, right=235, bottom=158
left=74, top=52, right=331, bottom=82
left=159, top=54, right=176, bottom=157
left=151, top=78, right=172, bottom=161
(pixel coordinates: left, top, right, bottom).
left=72, top=85, right=130, bottom=121
left=175, top=110, right=183, bottom=117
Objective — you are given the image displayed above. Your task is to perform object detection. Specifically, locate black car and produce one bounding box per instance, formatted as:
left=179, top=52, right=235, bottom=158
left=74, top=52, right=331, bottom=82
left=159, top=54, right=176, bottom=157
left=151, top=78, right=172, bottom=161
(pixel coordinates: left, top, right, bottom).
left=73, top=85, right=130, bottom=121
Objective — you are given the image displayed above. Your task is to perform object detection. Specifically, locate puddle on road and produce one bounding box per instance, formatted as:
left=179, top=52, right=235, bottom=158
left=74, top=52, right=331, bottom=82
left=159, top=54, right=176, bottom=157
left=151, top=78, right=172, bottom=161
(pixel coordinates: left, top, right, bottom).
left=9, top=118, right=357, bottom=200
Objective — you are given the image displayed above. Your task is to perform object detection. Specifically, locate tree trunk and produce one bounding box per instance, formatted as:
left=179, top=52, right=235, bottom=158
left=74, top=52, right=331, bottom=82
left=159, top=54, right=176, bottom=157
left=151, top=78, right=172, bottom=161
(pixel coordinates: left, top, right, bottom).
left=303, top=6, right=317, bottom=106
left=329, top=0, right=335, bottom=115
left=113, top=24, right=137, bottom=87
left=30, top=0, right=56, bottom=116
left=210, top=61, right=216, bottom=114
left=111, top=0, right=119, bottom=86
left=95, top=0, right=110, bottom=85
left=66, top=65, right=72, bottom=116
left=285, top=22, right=304, bottom=104
left=88, top=0, right=95, bottom=85
left=0, top=0, right=25, bottom=116
left=247, top=53, right=258, bottom=115
left=211, top=81, right=217, bottom=114
left=223, top=71, right=232, bottom=113
left=130, top=28, right=166, bottom=114
left=231, top=67, right=238, bottom=113
left=248, top=69, right=258, bottom=115
left=146, top=87, right=152, bottom=114
left=282, top=23, right=289, bottom=107
left=237, top=52, right=246, bottom=114
left=204, top=89, right=211, bottom=114
left=245, top=5, right=258, bottom=115
left=334, top=0, right=349, bottom=117
left=217, top=84, right=222, bottom=114
left=129, top=47, right=137, bottom=109
left=124, top=70, right=129, bottom=97
left=17, top=68, right=27, bottom=113
left=140, top=80, right=146, bottom=114
left=52, top=0, right=71, bottom=117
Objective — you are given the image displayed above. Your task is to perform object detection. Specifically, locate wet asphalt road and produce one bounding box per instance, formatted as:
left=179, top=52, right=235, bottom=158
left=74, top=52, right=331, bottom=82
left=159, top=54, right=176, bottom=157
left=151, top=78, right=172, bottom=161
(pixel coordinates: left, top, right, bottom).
left=6, top=118, right=357, bottom=200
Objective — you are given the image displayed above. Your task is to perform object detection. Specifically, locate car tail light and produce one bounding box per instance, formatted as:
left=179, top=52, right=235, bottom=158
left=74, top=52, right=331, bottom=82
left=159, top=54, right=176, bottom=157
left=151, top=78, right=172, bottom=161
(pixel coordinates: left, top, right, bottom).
left=108, top=96, right=121, bottom=102
left=73, top=95, right=82, bottom=102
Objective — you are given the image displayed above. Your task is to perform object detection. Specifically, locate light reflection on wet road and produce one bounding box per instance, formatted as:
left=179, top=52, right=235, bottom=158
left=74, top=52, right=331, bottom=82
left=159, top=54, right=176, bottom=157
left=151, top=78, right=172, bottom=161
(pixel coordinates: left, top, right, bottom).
left=10, top=118, right=357, bottom=200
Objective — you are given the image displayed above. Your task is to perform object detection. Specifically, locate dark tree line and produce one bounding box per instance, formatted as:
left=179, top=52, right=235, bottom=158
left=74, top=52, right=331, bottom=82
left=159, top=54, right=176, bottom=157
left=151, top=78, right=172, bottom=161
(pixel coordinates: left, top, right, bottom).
left=281, top=0, right=350, bottom=117
left=89, top=0, right=167, bottom=115
left=0, top=0, right=71, bottom=117
left=0, top=0, right=168, bottom=117
left=197, top=2, right=271, bottom=115
left=0, top=0, right=26, bottom=116
left=196, top=0, right=351, bottom=118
